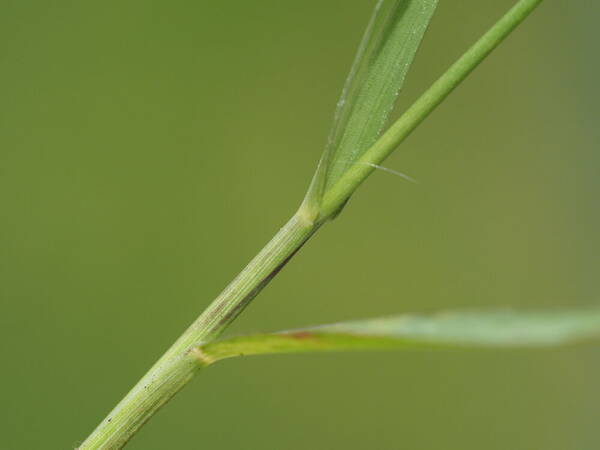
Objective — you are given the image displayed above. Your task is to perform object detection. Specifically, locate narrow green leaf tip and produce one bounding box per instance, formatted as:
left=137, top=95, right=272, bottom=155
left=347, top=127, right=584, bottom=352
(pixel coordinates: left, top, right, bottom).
left=200, top=308, right=600, bottom=362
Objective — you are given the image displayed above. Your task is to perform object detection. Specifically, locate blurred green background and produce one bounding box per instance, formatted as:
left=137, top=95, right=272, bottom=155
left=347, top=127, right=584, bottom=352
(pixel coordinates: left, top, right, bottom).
left=1, top=1, right=599, bottom=449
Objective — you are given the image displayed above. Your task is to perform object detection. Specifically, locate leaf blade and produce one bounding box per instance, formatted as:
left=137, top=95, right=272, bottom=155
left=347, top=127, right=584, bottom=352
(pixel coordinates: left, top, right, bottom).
left=302, top=0, right=438, bottom=216
left=200, top=309, right=600, bottom=362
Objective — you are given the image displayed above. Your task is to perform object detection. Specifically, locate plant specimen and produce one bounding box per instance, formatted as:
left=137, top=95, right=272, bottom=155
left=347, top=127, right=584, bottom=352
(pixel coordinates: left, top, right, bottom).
left=78, top=0, right=600, bottom=448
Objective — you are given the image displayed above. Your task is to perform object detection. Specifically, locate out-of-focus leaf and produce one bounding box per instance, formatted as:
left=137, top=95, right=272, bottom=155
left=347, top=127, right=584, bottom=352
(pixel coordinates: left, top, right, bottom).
left=200, top=309, right=600, bottom=362
left=302, top=0, right=438, bottom=216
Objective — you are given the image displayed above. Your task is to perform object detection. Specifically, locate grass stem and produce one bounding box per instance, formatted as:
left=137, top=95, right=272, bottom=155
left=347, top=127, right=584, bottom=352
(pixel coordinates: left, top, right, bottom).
left=79, top=213, right=317, bottom=449
left=79, top=0, right=544, bottom=447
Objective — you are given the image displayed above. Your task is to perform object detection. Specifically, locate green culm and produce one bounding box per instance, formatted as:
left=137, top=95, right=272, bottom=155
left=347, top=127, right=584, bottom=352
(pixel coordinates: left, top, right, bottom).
left=78, top=0, right=598, bottom=448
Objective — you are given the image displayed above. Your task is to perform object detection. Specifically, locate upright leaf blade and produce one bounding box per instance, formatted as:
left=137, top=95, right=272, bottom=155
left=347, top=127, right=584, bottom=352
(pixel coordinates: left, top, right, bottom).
left=200, top=309, right=600, bottom=362
left=302, top=0, right=438, bottom=217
